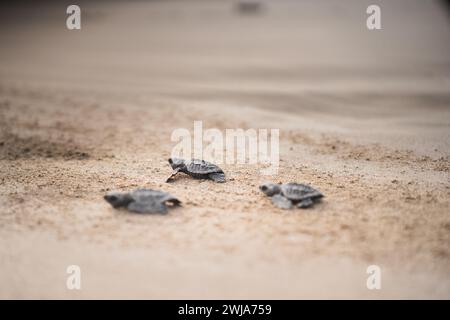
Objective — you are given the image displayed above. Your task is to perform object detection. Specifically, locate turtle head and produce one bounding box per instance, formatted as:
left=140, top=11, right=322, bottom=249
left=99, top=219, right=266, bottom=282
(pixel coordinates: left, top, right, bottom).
left=259, top=182, right=281, bottom=196
left=104, top=191, right=132, bottom=208
left=168, top=157, right=186, bottom=170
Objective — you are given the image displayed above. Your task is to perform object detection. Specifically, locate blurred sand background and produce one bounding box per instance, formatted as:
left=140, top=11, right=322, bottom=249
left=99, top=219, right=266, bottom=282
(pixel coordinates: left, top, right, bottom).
left=0, top=0, right=449, bottom=298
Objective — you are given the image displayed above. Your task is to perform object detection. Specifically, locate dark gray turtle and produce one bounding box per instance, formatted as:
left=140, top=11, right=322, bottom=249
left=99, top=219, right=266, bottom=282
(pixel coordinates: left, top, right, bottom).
left=104, top=188, right=181, bottom=214
left=166, top=158, right=226, bottom=183
left=259, top=182, right=323, bottom=209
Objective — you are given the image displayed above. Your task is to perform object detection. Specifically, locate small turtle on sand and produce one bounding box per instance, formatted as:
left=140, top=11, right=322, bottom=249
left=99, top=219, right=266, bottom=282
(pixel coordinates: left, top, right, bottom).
left=259, top=182, right=324, bottom=209
left=104, top=188, right=181, bottom=214
left=166, top=158, right=226, bottom=183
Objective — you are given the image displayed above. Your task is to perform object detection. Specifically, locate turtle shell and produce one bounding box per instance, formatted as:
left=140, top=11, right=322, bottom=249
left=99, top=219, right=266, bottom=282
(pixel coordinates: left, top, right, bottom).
left=186, top=159, right=223, bottom=175
left=280, top=183, right=323, bottom=201
left=131, top=189, right=178, bottom=204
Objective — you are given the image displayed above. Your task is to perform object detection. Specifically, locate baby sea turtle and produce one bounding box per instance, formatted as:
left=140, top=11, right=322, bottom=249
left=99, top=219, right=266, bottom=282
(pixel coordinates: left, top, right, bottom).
left=166, top=158, right=226, bottom=183
left=259, top=182, right=324, bottom=209
left=104, top=188, right=181, bottom=214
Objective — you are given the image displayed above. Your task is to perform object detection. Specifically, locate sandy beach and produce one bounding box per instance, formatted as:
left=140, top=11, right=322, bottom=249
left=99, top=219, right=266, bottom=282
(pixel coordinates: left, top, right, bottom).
left=0, top=0, right=449, bottom=299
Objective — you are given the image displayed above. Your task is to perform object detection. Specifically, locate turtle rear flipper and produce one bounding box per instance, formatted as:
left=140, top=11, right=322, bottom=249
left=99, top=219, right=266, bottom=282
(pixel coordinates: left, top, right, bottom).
left=271, top=194, right=293, bottom=209
left=297, top=198, right=314, bottom=209
left=128, top=200, right=168, bottom=214
left=164, top=197, right=181, bottom=207
left=208, top=172, right=226, bottom=183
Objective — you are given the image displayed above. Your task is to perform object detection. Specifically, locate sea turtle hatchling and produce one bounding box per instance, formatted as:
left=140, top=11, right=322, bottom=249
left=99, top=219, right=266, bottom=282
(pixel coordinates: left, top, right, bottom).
left=259, top=182, right=324, bottom=209
left=166, top=158, right=226, bottom=183
left=104, top=188, right=181, bottom=214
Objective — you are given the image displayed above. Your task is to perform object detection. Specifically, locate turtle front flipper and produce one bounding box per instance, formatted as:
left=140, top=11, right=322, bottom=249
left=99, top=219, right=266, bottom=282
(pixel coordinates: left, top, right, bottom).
left=271, top=194, right=293, bottom=209
left=127, top=200, right=168, bottom=214
left=208, top=172, right=226, bottom=183
left=165, top=168, right=181, bottom=183
left=297, top=198, right=314, bottom=209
